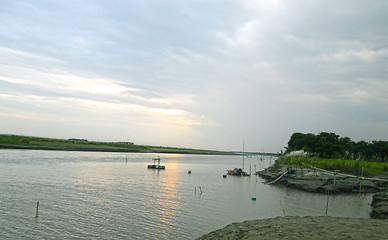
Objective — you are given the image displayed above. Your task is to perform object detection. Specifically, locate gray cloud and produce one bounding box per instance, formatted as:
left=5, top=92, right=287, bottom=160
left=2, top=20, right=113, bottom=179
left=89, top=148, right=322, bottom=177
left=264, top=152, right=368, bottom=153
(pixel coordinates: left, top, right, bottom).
left=0, top=0, right=387, bottom=152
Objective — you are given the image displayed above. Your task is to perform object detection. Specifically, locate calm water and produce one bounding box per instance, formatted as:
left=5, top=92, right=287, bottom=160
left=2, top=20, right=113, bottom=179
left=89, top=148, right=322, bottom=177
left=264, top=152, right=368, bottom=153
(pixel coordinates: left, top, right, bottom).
left=0, top=150, right=372, bottom=239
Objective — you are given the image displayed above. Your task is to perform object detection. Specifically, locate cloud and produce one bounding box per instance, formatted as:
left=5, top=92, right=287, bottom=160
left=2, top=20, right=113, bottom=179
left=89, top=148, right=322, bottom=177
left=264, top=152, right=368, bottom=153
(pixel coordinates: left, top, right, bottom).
left=216, top=20, right=263, bottom=50
left=0, top=91, right=202, bottom=129
left=0, top=61, right=135, bottom=95
left=0, top=46, right=63, bottom=64
left=281, top=93, right=331, bottom=104
left=0, top=0, right=387, bottom=151
left=338, top=78, right=388, bottom=104
left=317, top=47, right=388, bottom=63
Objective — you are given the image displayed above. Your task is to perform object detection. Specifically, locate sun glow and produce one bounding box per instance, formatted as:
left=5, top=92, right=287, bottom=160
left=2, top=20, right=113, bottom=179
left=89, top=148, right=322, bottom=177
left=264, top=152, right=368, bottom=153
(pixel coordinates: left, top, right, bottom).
left=78, top=99, right=185, bottom=116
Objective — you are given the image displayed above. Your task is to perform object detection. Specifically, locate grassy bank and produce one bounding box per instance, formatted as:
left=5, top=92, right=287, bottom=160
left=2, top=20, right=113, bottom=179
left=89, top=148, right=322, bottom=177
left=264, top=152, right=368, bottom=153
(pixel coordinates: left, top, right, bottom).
left=0, top=134, right=232, bottom=155
left=275, top=155, right=388, bottom=177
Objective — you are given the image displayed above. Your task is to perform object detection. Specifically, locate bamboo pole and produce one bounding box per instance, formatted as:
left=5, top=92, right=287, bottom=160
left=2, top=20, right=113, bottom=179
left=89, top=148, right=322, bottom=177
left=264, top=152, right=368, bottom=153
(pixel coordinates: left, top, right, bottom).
left=334, top=170, right=339, bottom=187
left=306, top=165, right=388, bottom=182
left=267, top=171, right=288, bottom=185
left=242, top=140, right=245, bottom=170
left=35, top=200, right=39, bottom=218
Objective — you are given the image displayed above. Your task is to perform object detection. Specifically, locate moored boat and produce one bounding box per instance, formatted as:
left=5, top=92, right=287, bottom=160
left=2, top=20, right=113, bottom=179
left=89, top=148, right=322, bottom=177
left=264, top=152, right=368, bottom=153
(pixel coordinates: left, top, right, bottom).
left=147, top=157, right=165, bottom=169
left=226, top=168, right=250, bottom=176
left=226, top=141, right=250, bottom=177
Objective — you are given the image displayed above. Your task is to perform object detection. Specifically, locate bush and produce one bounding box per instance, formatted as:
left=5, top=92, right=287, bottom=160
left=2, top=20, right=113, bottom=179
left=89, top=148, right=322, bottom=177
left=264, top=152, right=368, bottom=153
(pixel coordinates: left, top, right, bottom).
left=336, top=162, right=341, bottom=171
left=354, top=161, right=360, bottom=174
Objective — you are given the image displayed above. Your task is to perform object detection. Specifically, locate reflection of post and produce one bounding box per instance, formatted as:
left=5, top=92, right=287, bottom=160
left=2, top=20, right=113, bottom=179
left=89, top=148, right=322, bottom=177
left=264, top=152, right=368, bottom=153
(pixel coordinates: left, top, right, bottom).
left=359, top=166, right=364, bottom=196
left=280, top=200, right=285, bottom=216
left=326, top=184, right=330, bottom=216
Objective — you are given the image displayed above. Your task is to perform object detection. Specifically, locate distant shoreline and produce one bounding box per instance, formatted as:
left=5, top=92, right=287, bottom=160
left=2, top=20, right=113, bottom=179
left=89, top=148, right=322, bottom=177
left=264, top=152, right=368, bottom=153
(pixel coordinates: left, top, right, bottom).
left=0, top=134, right=235, bottom=155
left=0, top=134, right=281, bottom=155
left=0, top=143, right=235, bottom=155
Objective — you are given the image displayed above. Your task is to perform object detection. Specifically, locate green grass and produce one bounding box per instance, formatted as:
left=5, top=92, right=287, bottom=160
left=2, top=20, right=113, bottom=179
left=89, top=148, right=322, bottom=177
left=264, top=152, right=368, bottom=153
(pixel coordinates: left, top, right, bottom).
left=277, top=155, right=388, bottom=176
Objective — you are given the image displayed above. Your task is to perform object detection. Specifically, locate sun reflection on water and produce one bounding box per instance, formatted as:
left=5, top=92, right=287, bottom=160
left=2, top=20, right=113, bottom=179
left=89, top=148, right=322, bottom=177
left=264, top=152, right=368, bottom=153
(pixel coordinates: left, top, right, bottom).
left=150, top=160, right=181, bottom=228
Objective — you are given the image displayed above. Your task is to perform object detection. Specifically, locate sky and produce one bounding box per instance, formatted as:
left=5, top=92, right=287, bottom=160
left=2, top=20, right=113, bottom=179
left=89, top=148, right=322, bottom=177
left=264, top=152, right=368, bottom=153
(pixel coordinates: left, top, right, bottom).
left=0, top=0, right=387, bottom=152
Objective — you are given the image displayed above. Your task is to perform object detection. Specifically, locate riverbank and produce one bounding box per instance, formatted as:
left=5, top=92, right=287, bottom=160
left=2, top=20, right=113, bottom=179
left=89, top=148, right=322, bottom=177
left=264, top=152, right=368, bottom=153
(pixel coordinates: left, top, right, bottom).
left=256, top=161, right=388, bottom=219
left=197, top=216, right=388, bottom=240
left=257, top=162, right=388, bottom=194
left=371, top=191, right=388, bottom=219
left=199, top=161, right=388, bottom=239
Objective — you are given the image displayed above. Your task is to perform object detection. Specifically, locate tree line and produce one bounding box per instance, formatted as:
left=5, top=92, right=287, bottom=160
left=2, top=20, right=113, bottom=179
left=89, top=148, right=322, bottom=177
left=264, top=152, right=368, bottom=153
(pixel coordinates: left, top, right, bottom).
left=285, top=132, right=388, bottom=162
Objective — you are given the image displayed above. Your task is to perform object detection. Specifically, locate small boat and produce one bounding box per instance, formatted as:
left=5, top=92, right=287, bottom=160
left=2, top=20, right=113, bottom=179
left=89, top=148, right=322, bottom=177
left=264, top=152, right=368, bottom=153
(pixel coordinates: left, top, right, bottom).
left=226, top=168, right=250, bottom=176
left=147, top=157, right=165, bottom=169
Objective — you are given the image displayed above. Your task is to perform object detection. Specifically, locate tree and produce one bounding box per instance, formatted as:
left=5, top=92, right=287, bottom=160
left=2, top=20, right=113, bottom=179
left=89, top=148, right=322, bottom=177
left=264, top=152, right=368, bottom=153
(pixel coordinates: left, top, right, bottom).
left=371, top=141, right=388, bottom=162
left=285, top=132, right=387, bottom=161
left=315, top=132, right=343, bottom=158
left=339, top=136, right=355, bottom=159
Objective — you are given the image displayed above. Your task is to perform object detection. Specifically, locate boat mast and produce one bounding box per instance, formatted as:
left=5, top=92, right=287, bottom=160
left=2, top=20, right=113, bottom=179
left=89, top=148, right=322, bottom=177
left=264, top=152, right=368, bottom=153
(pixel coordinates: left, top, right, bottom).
left=242, top=140, right=245, bottom=170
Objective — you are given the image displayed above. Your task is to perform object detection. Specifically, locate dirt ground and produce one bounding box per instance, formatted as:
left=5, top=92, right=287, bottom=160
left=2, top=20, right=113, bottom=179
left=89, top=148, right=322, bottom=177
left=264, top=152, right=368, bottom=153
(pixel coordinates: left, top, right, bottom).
left=197, top=216, right=388, bottom=240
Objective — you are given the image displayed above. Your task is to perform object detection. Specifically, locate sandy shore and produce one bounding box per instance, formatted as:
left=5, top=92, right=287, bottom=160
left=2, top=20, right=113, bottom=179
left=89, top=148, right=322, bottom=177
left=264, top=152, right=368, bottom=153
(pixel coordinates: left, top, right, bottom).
left=197, top=216, right=388, bottom=240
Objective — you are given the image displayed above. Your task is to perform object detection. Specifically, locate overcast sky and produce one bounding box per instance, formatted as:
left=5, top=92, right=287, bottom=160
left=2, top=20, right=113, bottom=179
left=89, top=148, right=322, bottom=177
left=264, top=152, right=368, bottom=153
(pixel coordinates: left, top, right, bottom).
left=1, top=0, right=387, bottom=152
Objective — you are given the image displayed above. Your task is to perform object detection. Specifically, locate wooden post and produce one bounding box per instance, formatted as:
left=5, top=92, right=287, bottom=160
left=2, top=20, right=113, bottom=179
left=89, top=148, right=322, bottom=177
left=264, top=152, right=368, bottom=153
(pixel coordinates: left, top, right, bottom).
left=35, top=200, right=39, bottom=218
left=334, top=170, right=339, bottom=187
left=299, top=161, right=303, bottom=175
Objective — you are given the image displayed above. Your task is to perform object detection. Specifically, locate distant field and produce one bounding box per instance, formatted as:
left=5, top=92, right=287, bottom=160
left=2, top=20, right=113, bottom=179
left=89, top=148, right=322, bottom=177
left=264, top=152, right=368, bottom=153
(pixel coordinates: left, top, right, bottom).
left=0, top=134, right=232, bottom=155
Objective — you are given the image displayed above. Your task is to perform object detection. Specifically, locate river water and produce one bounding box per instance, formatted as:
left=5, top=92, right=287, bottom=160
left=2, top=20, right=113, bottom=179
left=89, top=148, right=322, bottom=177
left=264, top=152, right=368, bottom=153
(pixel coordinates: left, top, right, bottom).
left=0, top=150, right=372, bottom=239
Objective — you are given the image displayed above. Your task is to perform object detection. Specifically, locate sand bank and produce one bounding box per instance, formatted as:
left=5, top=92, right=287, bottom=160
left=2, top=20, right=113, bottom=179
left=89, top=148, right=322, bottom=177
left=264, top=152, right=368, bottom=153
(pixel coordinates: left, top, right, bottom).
left=197, top=216, right=388, bottom=240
